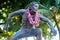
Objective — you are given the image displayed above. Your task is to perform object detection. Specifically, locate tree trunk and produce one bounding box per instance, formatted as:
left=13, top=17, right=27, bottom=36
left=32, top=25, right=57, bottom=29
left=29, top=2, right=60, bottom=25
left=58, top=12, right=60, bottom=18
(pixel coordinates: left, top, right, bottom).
left=52, top=7, right=60, bottom=40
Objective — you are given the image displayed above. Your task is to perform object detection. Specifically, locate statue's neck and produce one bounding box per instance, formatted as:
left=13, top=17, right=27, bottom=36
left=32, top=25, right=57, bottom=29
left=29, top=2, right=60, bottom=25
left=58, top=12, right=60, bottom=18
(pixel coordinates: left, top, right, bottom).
left=29, top=9, right=36, bottom=15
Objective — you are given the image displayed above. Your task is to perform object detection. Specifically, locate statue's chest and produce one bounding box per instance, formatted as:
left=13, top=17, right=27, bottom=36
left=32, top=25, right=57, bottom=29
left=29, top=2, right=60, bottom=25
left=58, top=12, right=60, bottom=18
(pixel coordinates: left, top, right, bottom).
left=22, top=13, right=35, bottom=24
left=22, top=13, right=27, bottom=19
left=22, top=13, right=35, bottom=22
left=22, top=13, right=29, bottom=23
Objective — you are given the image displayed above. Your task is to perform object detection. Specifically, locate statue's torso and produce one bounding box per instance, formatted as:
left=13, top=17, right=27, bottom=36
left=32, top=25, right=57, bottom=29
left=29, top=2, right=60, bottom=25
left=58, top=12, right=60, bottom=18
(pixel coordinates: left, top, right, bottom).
left=21, top=13, right=33, bottom=29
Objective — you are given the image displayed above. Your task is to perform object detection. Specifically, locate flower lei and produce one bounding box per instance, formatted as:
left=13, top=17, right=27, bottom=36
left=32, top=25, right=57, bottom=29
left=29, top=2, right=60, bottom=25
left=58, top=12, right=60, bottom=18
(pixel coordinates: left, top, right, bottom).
left=26, top=8, right=40, bottom=26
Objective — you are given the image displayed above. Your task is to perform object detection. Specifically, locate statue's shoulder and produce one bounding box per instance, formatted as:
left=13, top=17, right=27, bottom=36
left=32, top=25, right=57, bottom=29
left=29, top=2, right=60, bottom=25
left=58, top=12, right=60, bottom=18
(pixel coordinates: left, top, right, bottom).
left=19, top=9, right=26, bottom=13
left=17, top=9, right=26, bottom=15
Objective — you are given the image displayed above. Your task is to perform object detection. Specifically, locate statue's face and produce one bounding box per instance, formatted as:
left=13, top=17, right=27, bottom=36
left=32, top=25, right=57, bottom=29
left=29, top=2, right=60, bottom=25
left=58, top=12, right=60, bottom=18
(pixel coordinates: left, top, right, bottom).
left=31, top=4, right=39, bottom=12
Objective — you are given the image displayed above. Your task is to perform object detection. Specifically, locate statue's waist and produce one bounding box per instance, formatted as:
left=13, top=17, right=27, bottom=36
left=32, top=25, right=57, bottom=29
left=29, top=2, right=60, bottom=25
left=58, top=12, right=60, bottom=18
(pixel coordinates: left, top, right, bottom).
left=21, top=24, right=33, bottom=29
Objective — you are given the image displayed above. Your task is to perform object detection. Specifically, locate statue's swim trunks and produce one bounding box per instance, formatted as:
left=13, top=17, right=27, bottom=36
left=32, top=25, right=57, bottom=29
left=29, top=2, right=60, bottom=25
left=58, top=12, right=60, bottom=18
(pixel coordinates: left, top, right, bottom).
left=11, top=27, right=37, bottom=39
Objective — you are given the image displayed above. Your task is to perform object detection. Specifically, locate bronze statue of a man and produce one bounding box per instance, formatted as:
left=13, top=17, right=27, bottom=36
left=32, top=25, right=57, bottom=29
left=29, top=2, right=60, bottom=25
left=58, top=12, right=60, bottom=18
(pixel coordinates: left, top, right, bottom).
left=3, top=2, right=56, bottom=40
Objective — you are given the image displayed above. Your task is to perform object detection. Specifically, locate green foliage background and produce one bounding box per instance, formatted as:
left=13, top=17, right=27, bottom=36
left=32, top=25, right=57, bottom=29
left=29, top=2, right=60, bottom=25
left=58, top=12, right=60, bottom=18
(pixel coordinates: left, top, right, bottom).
left=0, top=0, right=60, bottom=40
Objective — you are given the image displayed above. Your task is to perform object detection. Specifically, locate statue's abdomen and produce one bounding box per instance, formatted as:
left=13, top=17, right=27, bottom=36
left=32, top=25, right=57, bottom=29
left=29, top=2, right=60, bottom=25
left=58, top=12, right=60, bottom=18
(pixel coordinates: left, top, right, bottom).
left=22, top=13, right=33, bottom=29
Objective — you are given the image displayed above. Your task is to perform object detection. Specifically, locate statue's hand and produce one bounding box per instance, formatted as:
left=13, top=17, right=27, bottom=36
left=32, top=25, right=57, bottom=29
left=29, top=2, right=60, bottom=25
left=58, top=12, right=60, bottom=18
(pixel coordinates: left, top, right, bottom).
left=3, top=24, right=8, bottom=30
left=51, top=29, right=57, bottom=36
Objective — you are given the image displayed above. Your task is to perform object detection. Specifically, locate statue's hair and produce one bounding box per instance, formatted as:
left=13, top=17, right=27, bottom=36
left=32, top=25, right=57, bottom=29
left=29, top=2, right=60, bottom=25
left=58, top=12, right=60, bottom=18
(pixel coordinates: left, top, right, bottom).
left=28, top=2, right=40, bottom=8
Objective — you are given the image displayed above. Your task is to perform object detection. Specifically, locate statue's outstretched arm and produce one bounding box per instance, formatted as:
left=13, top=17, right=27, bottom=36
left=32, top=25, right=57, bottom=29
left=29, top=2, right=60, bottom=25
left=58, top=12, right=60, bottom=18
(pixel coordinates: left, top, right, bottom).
left=39, top=14, right=57, bottom=35
left=3, top=9, right=25, bottom=30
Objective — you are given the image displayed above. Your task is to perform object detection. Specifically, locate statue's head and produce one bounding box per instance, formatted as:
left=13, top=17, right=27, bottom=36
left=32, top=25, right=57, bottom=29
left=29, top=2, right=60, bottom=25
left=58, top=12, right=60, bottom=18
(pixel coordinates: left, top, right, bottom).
left=28, top=2, right=39, bottom=13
